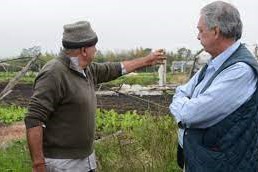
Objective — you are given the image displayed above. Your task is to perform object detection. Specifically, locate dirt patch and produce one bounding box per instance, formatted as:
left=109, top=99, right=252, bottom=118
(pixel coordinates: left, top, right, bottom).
left=0, top=82, right=173, bottom=147
left=0, top=83, right=33, bottom=107
left=98, top=94, right=171, bottom=115
left=0, top=83, right=173, bottom=147
left=0, top=83, right=172, bottom=114
left=0, top=122, right=25, bottom=148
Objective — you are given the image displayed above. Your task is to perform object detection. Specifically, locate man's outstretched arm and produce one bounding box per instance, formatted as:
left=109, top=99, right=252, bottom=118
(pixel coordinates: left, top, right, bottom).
left=122, top=49, right=166, bottom=73
left=92, top=49, right=166, bottom=84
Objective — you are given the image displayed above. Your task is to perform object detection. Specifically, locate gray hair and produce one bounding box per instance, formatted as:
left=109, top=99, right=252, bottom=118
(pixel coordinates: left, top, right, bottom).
left=201, top=1, right=242, bottom=40
left=62, top=48, right=81, bottom=55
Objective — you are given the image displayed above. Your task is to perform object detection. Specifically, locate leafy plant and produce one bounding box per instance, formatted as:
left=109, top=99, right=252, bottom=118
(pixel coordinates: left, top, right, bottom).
left=0, top=108, right=181, bottom=171
left=95, top=109, right=181, bottom=171
left=0, top=105, right=27, bottom=124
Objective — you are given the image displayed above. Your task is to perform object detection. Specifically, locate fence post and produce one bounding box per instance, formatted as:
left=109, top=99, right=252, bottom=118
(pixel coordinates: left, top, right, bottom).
left=0, top=54, right=40, bottom=101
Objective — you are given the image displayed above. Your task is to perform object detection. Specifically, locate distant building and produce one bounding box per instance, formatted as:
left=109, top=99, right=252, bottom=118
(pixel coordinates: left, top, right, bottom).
left=171, top=44, right=258, bottom=75
left=191, top=44, right=258, bottom=74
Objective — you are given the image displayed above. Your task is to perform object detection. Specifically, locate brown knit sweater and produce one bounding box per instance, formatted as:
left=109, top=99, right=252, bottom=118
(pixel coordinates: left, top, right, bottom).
left=25, top=52, right=122, bottom=159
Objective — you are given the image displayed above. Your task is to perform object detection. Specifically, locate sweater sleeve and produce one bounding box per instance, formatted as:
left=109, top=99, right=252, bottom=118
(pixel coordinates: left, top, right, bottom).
left=89, top=62, right=122, bottom=85
left=24, top=71, right=61, bottom=129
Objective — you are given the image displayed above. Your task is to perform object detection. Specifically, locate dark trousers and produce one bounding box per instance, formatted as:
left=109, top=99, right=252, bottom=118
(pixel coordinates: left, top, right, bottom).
left=177, top=144, right=185, bottom=169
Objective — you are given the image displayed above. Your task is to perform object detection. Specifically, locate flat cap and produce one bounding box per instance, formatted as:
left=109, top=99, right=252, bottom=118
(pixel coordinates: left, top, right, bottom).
left=62, top=21, right=98, bottom=49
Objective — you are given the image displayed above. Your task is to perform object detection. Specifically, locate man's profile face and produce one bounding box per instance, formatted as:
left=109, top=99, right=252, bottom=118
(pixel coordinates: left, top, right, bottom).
left=197, top=15, right=216, bottom=54
left=86, top=45, right=97, bottom=62
left=80, top=45, right=97, bottom=68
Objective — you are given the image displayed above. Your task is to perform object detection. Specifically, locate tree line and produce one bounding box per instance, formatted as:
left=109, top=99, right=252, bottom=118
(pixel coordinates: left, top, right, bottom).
left=0, top=47, right=194, bottom=72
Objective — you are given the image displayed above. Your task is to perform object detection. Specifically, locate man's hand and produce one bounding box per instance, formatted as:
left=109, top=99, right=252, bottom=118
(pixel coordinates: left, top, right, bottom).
left=144, top=49, right=166, bottom=66
left=33, top=163, right=46, bottom=172
left=122, top=49, right=166, bottom=73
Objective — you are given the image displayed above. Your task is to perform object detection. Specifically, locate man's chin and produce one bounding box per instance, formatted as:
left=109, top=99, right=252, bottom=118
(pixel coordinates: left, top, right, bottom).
left=81, top=62, right=90, bottom=68
left=202, top=46, right=208, bottom=53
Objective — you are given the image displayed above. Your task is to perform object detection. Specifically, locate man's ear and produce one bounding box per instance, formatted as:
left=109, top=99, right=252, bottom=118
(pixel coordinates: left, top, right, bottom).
left=80, top=47, right=87, bottom=56
left=214, top=26, right=220, bottom=39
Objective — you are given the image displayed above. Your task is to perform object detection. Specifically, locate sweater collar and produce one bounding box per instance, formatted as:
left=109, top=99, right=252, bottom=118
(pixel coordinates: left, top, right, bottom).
left=58, top=51, right=71, bottom=67
left=58, top=51, right=86, bottom=78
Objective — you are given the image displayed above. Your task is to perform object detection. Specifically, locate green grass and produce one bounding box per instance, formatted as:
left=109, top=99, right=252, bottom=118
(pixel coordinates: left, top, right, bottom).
left=0, top=72, right=36, bottom=84
left=107, top=73, right=158, bottom=86
left=0, top=140, right=31, bottom=172
left=0, top=72, right=187, bottom=86
left=0, top=105, right=27, bottom=124
left=0, top=107, right=181, bottom=172
left=167, top=73, right=188, bottom=84
left=96, top=110, right=180, bottom=172
left=105, top=72, right=187, bottom=86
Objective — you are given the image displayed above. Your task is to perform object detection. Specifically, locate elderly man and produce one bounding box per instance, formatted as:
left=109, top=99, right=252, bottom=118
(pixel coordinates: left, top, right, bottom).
left=170, top=1, right=258, bottom=172
left=24, top=21, right=165, bottom=172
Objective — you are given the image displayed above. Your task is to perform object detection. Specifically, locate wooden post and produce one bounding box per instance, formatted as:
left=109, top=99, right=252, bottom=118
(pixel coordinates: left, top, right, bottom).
left=0, top=54, right=40, bottom=101
left=158, top=59, right=167, bottom=87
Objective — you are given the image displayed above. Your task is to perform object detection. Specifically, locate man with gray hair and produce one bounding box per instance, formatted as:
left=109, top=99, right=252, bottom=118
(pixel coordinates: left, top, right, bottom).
left=24, top=21, right=165, bottom=172
left=170, top=1, right=258, bottom=171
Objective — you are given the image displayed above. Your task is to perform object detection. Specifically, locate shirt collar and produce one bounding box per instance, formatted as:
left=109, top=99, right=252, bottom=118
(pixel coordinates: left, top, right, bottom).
left=70, top=56, right=86, bottom=77
left=70, top=57, right=80, bottom=68
left=208, top=41, right=241, bottom=71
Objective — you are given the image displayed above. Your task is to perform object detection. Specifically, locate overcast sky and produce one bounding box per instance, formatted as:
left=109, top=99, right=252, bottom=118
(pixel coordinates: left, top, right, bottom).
left=1, top=0, right=257, bottom=58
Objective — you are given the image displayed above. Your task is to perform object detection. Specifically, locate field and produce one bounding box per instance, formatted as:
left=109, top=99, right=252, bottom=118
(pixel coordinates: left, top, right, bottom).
left=0, top=72, right=187, bottom=86
left=0, top=72, right=186, bottom=172
left=0, top=72, right=36, bottom=84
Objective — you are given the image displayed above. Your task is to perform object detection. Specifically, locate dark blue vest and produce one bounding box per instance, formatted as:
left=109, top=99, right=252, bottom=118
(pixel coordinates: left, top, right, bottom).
left=184, top=44, right=258, bottom=172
